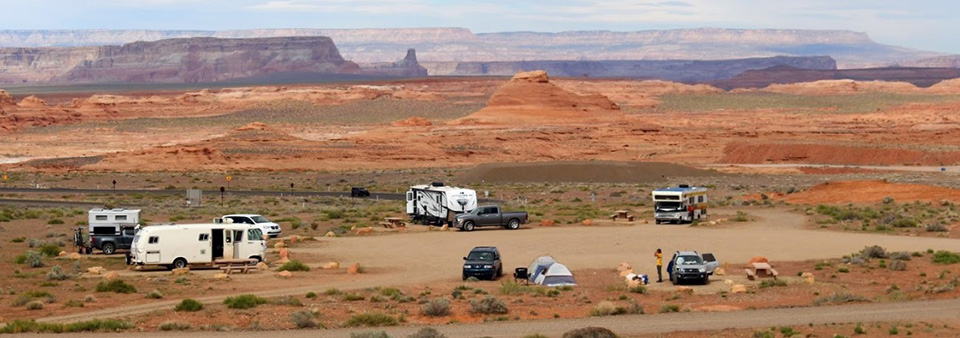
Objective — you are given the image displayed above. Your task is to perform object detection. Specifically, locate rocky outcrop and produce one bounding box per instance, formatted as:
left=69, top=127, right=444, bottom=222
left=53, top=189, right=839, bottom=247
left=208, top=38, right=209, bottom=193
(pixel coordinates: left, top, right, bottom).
left=59, top=37, right=360, bottom=84
left=447, top=56, right=837, bottom=82
left=0, top=28, right=942, bottom=69
left=713, top=65, right=960, bottom=89
left=902, top=55, right=960, bottom=68
left=359, top=49, right=428, bottom=77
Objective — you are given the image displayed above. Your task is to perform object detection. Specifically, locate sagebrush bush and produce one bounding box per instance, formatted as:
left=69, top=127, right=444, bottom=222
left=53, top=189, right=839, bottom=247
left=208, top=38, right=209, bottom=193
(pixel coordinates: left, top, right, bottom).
left=659, top=304, right=680, bottom=313
left=272, top=296, right=302, bottom=307
left=932, top=251, right=960, bottom=264
left=277, top=260, right=310, bottom=272
left=26, top=300, right=44, bottom=310
left=408, top=327, right=447, bottom=338
left=46, top=266, right=68, bottom=281
left=290, top=310, right=320, bottom=328
left=420, top=298, right=451, bottom=317
left=174, top=299, right=203, bottom=312
left=812, top=293, right=869, bottom=306
left=561, top=326, right=618, bottom=338
left=145, top=290, right=163, bottom=299
left=343, top=313, right=398, bottom=327
left=38, top=244, right=61, bottom=257
left=95, top=280, right=136, bottom=294
left=469, top=296, right=509, bottom=314
left=860, top=245, right=888, bottom=259
left=24, top=250, right=44, bottom=268
left=925, top=223, right=948, bottom=232
left=350, top=331, right=392, bottom=338
left=889, top=259, right=907, bottom=271
left=223, top=294, right=266, bottom=309
left=158, top=321, right=190, bottom=331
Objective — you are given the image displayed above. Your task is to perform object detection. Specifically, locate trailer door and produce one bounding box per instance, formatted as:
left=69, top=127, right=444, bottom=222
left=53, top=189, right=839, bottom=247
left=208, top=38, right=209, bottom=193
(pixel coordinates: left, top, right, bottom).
left=145, top=236, right=161, bottom=263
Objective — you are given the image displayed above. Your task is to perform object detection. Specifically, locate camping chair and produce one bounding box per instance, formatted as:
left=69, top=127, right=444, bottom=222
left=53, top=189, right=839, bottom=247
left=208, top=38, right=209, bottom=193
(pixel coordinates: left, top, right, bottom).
left=513, top=267, right=529, bottom=284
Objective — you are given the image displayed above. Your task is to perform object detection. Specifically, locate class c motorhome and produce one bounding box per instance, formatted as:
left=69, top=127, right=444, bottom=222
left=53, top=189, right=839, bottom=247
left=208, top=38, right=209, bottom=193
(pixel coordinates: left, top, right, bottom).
left=406, top=182, right=478, bottom=225
left=652, top=185, right=708, bottom=224
left=129, top=223, right=266, bottom=269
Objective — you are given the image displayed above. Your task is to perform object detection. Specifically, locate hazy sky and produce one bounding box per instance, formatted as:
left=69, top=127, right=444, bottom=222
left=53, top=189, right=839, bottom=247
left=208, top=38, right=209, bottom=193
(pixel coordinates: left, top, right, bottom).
left=4, top=0, right=958, bottom=53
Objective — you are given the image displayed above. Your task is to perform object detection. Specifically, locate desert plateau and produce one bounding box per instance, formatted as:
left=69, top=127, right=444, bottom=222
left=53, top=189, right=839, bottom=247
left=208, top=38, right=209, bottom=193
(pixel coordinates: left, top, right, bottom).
left=1, top=2, right=960, bottom=338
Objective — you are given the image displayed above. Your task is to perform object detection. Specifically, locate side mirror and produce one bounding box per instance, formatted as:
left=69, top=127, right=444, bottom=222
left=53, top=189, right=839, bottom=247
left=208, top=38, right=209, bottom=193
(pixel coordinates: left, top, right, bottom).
left=462, top=257, right=467, bottom=260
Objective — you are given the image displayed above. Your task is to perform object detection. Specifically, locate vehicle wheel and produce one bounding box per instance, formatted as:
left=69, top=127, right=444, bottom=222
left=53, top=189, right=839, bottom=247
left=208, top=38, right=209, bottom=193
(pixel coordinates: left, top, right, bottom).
left=463, top=221, right=475, bottom=232
left=85, top=247, right=93, bottom=255
left=462, top=273, right=468, bottom=281
left=702, top=277, right=709, bottom=285
left=172, top=258, right=188, bottom=270
left=102, top=243, right=116, bottom=255
left=497, top=267, right=503, bottom=278
left=506, top=219, right=520, bottom=230
left=655, top=219, right=661, bottom=224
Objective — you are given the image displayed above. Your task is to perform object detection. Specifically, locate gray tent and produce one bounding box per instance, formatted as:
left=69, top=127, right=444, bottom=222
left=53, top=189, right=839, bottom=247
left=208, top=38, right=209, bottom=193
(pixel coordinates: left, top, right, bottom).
left=534, top=262, right=577, bottom=286
left=527, top=255, right=556, bottom=283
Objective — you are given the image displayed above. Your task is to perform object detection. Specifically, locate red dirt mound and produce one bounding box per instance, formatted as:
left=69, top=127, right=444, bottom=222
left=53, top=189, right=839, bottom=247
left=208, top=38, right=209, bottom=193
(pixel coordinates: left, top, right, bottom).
left=454, top=70, right=622, bottom=124
left=780, top=180, right=960, bottom=205
left=720, top=142, right=960, bottom=166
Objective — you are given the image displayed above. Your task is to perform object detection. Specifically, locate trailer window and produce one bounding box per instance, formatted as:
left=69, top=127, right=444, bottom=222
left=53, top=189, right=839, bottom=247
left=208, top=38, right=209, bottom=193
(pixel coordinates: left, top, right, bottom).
left=406, top=192, right=413, bottom=201
left=148, top=236, right=159, bottom=244
left=115, top=215, right=127, bottom=221
left=95, top=215, right=108, bottom=221
left=653, top=195, right=680, bottom=201
left=698, top=196, right=705, bottom=203
left=198, top=234, right=209, bottom=241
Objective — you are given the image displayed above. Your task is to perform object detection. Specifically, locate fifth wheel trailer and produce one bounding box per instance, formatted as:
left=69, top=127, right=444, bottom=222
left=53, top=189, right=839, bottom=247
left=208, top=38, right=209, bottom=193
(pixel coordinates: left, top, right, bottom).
left=406, top=182, right=478, bottom=225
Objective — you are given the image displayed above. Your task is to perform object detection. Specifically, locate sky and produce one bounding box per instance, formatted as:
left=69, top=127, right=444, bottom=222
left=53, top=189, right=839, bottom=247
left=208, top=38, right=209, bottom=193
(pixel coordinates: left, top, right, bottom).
left=3, top=0, right=958, bottom=53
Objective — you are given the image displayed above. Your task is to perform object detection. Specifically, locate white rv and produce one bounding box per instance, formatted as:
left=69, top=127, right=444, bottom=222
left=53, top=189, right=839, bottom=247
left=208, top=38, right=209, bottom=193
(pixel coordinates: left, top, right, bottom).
left=129, top=223, right=266, bottom=269
left=651, top=185, right=708, bottom=224
left=406, top=182, right=478, bottom=225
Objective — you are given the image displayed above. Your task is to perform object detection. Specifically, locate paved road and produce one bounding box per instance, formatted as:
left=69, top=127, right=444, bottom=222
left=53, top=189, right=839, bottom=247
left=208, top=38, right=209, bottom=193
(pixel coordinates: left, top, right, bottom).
left=23, top=298, right=960, bottom=337
left=0, top=198, right=104, bottom=208
left=0, top=187, right=405, bottom=200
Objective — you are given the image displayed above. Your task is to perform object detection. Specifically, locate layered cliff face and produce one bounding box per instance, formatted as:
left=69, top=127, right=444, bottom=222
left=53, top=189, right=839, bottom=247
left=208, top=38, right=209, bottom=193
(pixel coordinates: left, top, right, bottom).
left=0, top=47, right=99, bottom=84
left=444, top=56, right=837, bottom=82
left=712, top=66, right=960, bottom=89
left=0, top=28, right=941, bottom=69
left=60, top=37, right=360, bottom=84
left=902, top=55, right=960, bottom=68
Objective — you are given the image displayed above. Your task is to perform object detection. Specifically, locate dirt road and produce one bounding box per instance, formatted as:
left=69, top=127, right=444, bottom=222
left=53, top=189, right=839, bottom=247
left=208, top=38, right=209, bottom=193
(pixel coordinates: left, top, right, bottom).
left=36, top=208, right=959, bottom=325
left=27, top=298, right=960, bottom=337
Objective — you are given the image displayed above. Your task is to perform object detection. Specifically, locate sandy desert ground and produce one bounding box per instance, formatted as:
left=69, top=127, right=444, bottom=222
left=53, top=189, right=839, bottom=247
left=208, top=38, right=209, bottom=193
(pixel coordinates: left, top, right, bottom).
left=0, top=72, right=959, bottom=336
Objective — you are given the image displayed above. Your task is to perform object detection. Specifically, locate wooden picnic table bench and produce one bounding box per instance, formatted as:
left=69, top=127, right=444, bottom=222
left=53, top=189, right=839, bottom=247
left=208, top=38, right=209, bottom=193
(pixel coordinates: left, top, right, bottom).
left=213, top=258, right=257, bottom=274
left=610, top=210, right=635, bottom=222
left=745, top=262, right=778, bottom=280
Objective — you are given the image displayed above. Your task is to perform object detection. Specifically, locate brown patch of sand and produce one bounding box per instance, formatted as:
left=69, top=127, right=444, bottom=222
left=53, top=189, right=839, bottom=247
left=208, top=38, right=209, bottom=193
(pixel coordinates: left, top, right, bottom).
left=780, top=180, right=960, bottom=205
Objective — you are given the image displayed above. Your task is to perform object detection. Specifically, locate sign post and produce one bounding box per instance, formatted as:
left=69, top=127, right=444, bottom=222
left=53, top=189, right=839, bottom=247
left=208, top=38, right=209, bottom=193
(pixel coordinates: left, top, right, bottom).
left=219, top=186, right=225, bottom=207
left=112, top=180, right=117, bottom=194
left=226, top=176, right=232, bottom=189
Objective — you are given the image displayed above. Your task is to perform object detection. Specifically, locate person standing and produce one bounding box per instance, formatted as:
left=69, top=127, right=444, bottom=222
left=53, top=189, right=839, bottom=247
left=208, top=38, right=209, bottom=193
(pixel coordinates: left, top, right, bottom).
left=655, top=248, right=663, bottom=283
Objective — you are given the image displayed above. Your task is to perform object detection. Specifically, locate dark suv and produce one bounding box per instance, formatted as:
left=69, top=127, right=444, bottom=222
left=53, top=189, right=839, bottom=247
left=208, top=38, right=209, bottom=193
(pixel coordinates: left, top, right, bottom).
left=667, top=250, right=718, bottom=285
left=462, top=246, right=502, bottom=280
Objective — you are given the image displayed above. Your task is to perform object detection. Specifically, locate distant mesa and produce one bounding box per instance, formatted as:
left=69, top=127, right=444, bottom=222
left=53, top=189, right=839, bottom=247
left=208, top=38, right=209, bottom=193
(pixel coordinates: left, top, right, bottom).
left=713, top=65, right=960, bottom=90
left=456, top=70, right=622, bottom=125
left=358, top=48, right=429, bottom=77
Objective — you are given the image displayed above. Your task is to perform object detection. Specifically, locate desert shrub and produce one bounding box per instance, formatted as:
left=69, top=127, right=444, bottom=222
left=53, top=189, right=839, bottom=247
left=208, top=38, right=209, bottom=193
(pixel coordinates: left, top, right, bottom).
left=277, top=260, right=310, bottom=272
left=272, top=296, right=303, bottom=307
left=64, top=299, right=84, bottom=308
left=145, top=290, right=163, bottom=299
left=732, top=211, right=750, bottom=222
left=174, top=299, right=203, bottom=312
left=854, top=323, right=866, bottom=334
left=891, top=218, right=918, bottom=228
left=24, top=250, right=44, bottom=268
left=420, top=298, right=451, bottom=317
left=627, top=285, right=647, bottom=294
left=305, top=292, right=317, bottom=299
left=499, top=280, right=543, bottom=296
left=813, top=293, right=870, bottom=306
left=932, top=251, right=960, bottom=264
left=26, top=300, right=44, bottom=310
left=350, top=331, right=393, bottom=338
left=290, top=310, right=320, bottom=328
left=926, top=278, right=958, bottom=294
left=925, top=223, right=948, bottom=232
left=47, top=218, right=64, bottom=225
left=659, top=304, right=680, bottom=313
left=64, top=319, right=133, bottom=332
left=343, top=293, right=366, bottom=301
left=524, top=335, right=549, bottom=338
left=10, top=237, right=25, bottom=243
left=562, top=326, right=618, bottom=338
left=95, top=280, right=136, bottom=294
left=46, top=265, right=68, bottom=281
left=408, top=327, right=446, bottom=338
left=759, top=279, right=787, bottom=288
left=0, top=319, right=132, bottom=334
left=589, top=301, right=642, bottom=316
left=223, top=294, right=266, bottom=309
left=158, top=322, right=191, bottom=331
left=860, top=245, right=888, bottom=259
left=344, top=313, right=399, bottom=327
left=38, top=244, right=61, bottom=257
left=469, top=296, right=509, bottom=314
left=890, top=251, right=911, bottom=261
left=379, top=287, right=403, bottom=298
left=889, top=260, right=907, bottom=271
left=324, top=288, right=342, bottom=295
left=752, top=331, right=775, bottom=338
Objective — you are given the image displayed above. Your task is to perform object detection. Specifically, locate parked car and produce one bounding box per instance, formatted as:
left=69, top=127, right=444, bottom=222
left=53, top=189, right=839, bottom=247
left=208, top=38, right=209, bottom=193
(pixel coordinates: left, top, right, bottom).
left=92, top=226, right=137, bottom=255
left=462, top=246, right=503, bottom=280
left=667, top=251, right=718, bottom=285
left=454, top=205, right=528, bottom=231
left=351, top=187, right=370, bottom=198
left=217, top=214, right=282, bottom=238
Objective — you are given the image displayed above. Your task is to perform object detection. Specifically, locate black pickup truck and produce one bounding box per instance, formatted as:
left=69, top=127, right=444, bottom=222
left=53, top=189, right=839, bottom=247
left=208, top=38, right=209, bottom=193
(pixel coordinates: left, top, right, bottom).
left=454, top=205, right=528, bottom=231
left=90, top=227, right=137, bottom=254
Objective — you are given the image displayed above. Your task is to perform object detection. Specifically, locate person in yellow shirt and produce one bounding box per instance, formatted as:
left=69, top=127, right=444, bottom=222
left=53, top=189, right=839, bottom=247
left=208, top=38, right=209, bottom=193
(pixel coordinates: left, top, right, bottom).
left=655, top=248, right=663, bottom=283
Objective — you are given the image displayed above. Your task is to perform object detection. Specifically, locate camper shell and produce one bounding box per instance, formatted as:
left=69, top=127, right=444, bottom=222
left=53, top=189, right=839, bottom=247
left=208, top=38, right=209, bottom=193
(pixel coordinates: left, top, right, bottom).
left=406, top=182, right=478, bottom=225
left=88, top=208, right=140, bottom=235
left=652, top=185, right=708, bottom=224
left=129, top=223, right=266, bottom=269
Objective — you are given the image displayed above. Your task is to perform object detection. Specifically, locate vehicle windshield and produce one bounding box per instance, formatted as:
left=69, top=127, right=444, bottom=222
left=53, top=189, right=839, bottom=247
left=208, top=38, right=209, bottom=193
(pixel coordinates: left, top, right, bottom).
left=656, top=202, right=682, bottom=211
left=251, top=216, right=270, bottom=223
left=467, top=251, right=495, bottom=261
left=676, top=255, right=703, bottom=265
left=248, top=229, right=264, bottom=241
left=466, top=208, right=481, bottom=215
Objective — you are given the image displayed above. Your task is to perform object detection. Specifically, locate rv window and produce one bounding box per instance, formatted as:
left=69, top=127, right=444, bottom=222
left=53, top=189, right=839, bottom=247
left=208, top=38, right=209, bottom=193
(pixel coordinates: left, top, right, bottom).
left=235, top=231, right=243, bottom=241
left=95, top=215, right=108, bottom=221
left=698, top=196, right=704, bottom=203
left=248, top=229, right=263, bottom=241
left=406, top=192, right=413, bottom=201
left=653, top=195, right=680, bottom=201
left=115, top=215, right=127, bottom=221
left=148, top=236, right=159, bottom=244
left=198, top=234, right=209, bottom=241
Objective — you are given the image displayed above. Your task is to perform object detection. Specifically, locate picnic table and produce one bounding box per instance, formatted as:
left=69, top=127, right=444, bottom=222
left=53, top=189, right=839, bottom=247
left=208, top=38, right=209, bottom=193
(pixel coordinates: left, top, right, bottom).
left=214, top=258, right=258, bottom=275
left=744, top=262, right=779, bottom=280
left=610, top=210, right=635, bottom=222
left=380, top=217, right=407, bottom=229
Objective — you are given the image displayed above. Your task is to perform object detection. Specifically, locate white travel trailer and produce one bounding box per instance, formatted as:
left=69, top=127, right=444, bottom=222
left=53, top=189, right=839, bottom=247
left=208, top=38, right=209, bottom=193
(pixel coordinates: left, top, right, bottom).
left=651, top=185, right=708, bottom=224
left=406, top=182, right=478, bottom=225
left=129, top=223, right=266, bottom=269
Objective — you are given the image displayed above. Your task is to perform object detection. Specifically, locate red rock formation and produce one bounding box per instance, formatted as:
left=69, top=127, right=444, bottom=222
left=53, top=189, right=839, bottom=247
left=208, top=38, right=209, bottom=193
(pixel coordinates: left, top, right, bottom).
left=713, top=65, right=960, bottom=90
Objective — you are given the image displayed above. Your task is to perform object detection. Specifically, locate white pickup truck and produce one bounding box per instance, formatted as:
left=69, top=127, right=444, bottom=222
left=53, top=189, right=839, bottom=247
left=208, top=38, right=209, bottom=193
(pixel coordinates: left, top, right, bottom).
left=216, top=214, right=282, bottom=238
